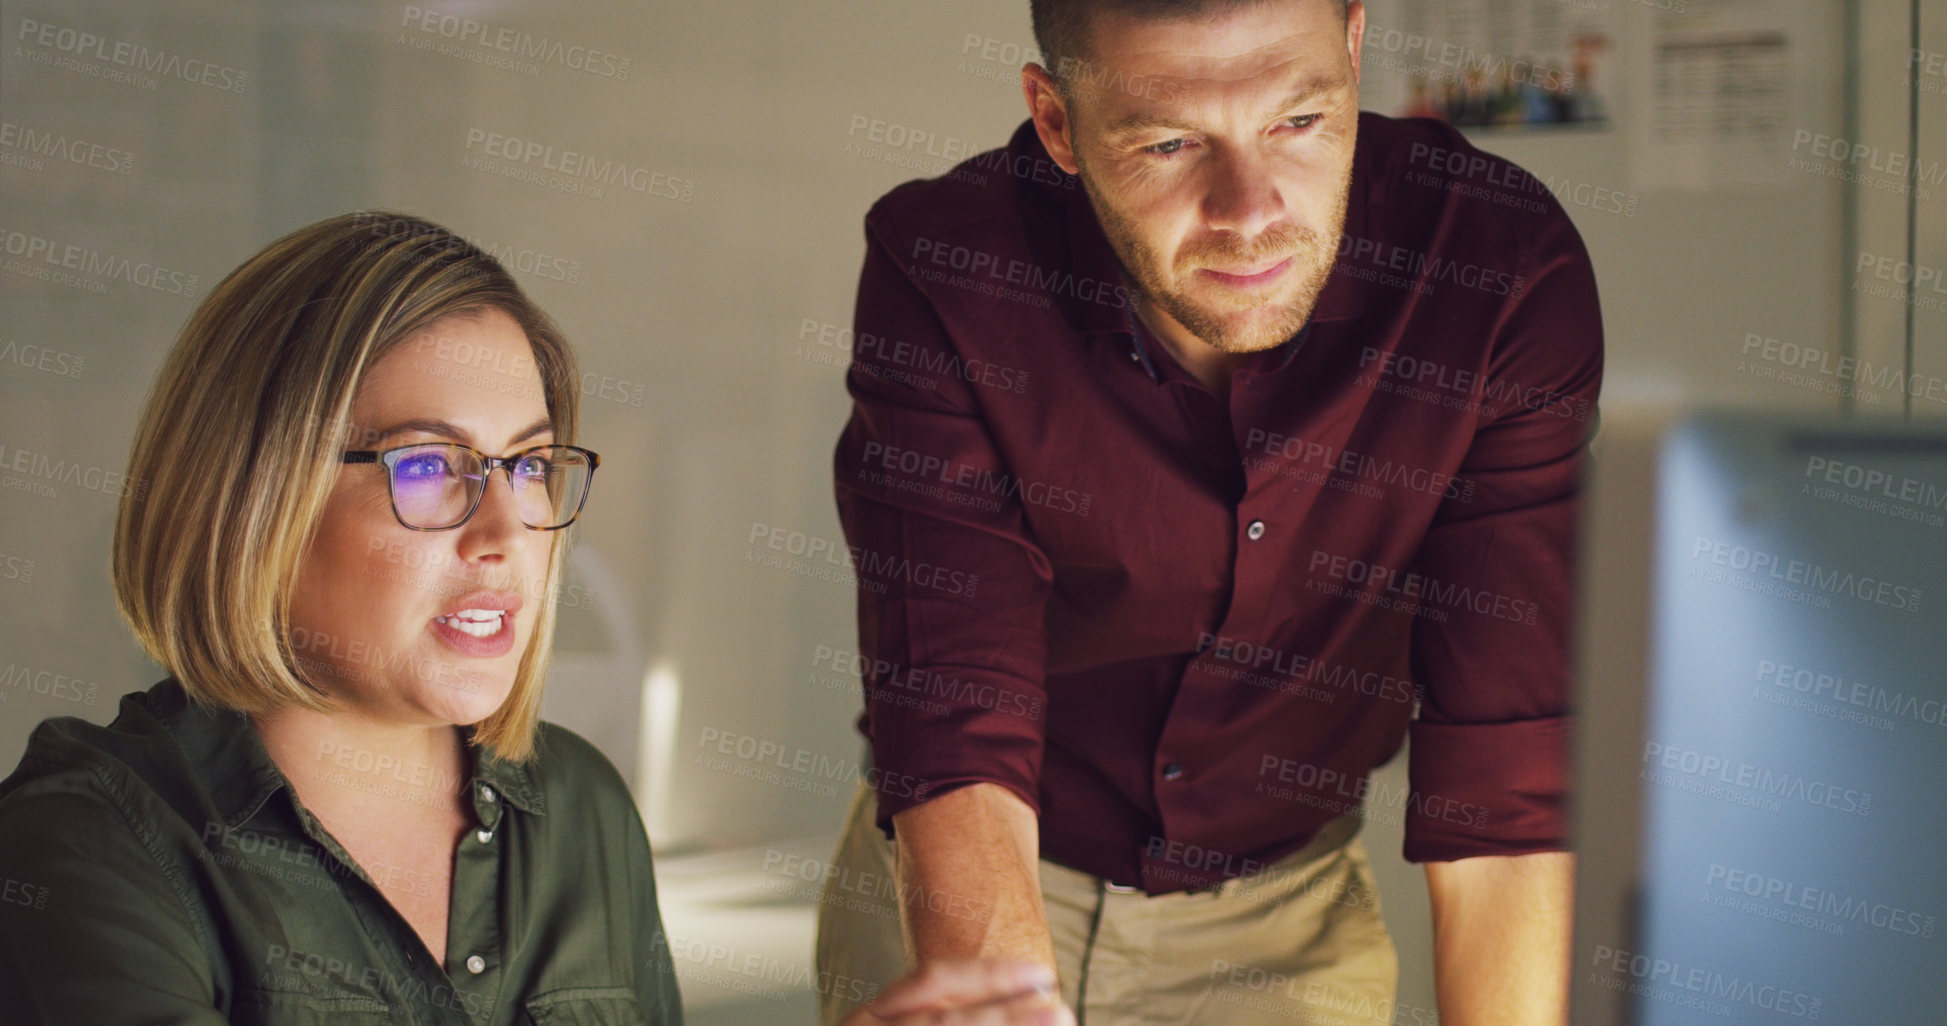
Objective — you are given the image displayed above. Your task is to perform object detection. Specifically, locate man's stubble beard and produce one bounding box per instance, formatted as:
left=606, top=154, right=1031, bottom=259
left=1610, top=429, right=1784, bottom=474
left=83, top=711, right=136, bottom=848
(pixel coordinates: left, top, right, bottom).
left=1074, top=144, right=1354, bottom=355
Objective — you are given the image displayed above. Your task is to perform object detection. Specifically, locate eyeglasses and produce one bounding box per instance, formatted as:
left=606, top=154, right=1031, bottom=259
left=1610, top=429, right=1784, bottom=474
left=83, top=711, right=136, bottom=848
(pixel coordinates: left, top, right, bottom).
left=341, top=443, right=600, bottom=531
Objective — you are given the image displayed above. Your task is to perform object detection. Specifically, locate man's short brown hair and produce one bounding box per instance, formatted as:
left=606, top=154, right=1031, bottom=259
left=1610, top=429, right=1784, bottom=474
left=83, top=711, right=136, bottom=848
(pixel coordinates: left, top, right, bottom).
left=1031, top=0, right=1351, bottom=93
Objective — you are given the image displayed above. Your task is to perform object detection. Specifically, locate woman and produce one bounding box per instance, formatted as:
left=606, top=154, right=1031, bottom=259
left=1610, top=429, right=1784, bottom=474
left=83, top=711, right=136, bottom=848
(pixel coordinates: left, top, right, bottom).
left=0, top=212, right=1070, bottom=1026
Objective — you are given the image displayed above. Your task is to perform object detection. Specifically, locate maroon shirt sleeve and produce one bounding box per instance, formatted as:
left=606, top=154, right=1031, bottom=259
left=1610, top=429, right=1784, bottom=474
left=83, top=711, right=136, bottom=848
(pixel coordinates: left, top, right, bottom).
left=1402, top=193, right=1604, bottom=862
left=832, top=199, right=1054, bottom=836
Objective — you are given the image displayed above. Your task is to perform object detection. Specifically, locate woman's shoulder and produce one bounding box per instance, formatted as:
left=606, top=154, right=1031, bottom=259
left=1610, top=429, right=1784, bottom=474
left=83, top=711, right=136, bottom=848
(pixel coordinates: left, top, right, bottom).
left=0, top=681, right=215, bottom=917
left=0, top=679, right=201, bottom=812
left=519, top=720, right=638, bottom=813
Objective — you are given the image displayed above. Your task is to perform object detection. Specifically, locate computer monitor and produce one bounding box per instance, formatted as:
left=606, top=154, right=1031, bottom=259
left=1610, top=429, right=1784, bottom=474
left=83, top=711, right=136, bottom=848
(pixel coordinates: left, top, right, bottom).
left=1571, top=409, right=1947, bottom=1025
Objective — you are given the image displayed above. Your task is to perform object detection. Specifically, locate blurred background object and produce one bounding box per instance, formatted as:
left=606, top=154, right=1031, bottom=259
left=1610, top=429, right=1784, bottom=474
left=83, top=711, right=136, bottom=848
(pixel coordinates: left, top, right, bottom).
left=1572, top=410, right=1947, bottom=1025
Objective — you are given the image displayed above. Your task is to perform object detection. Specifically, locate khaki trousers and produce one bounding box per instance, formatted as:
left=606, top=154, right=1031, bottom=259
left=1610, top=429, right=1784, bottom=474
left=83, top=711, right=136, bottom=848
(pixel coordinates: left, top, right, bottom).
left=813, top=784, right=1398, bottom=1026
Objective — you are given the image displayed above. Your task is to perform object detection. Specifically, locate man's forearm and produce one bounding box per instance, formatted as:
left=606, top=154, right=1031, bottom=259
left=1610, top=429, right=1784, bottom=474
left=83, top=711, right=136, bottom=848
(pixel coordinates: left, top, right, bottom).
left=1425, top=851, right=1575, bottom=1026
left=890, top=783, right=1055, bottom=969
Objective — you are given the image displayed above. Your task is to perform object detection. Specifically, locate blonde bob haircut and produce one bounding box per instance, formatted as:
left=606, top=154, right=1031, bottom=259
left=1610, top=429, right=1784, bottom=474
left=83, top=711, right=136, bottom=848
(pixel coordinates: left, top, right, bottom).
left=112, top=211, right=580, bottom=762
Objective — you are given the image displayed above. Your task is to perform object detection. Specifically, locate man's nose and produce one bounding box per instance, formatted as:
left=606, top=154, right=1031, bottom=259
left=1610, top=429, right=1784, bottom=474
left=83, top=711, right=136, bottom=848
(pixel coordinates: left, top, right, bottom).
left=1201, top=146, right=1285, bottom=238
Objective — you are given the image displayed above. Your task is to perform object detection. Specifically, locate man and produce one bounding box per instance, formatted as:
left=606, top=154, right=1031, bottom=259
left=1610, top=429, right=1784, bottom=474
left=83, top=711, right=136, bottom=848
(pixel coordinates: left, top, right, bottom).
left=817, top=1, right=1599, bottom=1023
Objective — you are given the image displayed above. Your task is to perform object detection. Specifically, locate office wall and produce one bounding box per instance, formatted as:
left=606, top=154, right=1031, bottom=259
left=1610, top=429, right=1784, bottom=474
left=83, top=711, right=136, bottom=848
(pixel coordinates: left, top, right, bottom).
left=1, top=0, right=1935, bottom=1021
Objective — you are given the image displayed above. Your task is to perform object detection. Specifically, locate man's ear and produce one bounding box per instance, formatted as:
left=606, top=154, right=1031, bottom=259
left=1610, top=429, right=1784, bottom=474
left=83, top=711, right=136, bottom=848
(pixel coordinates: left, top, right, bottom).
left=1022, top=62, right=1080, bottom=175
left=1346, top=2, right=1367, bottom=86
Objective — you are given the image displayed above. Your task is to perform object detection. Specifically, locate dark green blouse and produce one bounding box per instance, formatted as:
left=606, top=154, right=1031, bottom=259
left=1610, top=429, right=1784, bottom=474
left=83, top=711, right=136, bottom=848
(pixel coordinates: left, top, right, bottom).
left=0, top=679, right=683, bottom=1025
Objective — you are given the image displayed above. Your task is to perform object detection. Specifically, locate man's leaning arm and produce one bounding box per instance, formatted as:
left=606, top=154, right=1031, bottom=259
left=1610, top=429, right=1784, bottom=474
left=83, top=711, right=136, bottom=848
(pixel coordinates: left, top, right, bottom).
left=1425, top=851, right=1575, bottom=1026
left=892, top=783, right=1056, bottom=970
left=833, top=202, right=1059, bottom=971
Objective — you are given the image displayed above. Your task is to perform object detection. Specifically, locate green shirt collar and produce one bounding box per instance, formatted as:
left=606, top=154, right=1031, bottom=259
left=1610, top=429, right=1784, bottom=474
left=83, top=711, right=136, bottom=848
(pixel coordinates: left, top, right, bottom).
left=145, top=678, right=546, bottom=827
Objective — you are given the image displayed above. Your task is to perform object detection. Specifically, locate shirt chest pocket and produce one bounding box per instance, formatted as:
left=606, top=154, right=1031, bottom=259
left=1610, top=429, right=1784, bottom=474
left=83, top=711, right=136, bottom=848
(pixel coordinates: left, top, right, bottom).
left=524, top=985, right=656, bottom=1026
left=229, top=988, right=396, bottom=1026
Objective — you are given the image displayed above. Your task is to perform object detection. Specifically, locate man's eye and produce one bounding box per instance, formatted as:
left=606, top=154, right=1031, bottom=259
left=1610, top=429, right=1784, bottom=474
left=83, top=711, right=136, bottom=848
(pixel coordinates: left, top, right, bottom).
left=1285, top=114, right=1322, bottom=131
left=1144, top=138, right=1187, bottom=156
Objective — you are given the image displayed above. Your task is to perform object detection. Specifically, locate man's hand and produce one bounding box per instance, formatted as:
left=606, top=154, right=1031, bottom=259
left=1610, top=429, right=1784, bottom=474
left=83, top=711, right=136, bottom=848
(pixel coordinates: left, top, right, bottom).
left=1425, top=851, right=1575, bottom=1026
left=890, top=783, right=1055, bottom=968
left=842, top=960, right=1075, bottom=1026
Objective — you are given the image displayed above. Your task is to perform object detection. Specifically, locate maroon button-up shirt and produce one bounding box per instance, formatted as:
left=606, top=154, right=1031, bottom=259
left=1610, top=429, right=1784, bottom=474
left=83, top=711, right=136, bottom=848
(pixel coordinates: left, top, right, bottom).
left=834, top=113, right=1603, bottom=894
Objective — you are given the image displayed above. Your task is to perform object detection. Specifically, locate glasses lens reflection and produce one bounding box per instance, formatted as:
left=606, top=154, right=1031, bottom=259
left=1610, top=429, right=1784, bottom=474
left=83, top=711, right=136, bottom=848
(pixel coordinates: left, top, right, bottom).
left=386, top=445, right=591, bottom=530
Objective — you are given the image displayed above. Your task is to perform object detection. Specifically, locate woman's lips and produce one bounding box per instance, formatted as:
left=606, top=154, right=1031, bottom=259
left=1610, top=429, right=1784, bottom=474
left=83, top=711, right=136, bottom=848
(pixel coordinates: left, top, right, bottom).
left=429, top=609, right=517, bottom=658
left=1197, top=256, right=1293, bottom=289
